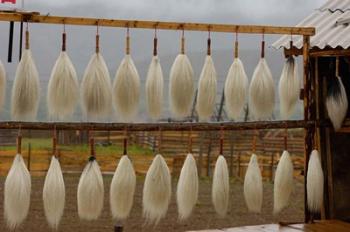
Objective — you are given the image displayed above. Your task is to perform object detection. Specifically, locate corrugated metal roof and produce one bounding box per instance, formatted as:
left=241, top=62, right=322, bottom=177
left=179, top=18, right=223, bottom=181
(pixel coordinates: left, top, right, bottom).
left=319, top=0, right=350, bottom=12
left=272, top=0, right=350, bottom=49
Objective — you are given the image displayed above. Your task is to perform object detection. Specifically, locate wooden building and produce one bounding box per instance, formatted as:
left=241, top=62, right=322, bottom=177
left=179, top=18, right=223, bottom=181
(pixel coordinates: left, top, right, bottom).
left=273, top=0, right=350, bottom=223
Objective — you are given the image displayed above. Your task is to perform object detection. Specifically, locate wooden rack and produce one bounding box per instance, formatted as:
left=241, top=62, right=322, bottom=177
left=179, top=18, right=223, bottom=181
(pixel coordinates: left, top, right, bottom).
left=0, top=11, right=316, bottom=223
left=0, top=120, right=323, bottom=131
left=0, top=11, right=315, bottom=35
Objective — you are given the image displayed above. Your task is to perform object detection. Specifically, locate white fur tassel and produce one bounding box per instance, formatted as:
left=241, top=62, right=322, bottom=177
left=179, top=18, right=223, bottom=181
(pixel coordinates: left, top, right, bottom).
left=326, top=76, right=348, bottom=130
left=4, top=154, right=31, bottom=230
left=212, top=155, right=229, bottom=217
left=176, top=153, right=198, bottom=220
left=81, top=53, right=112, bottom=120
left=11, top=49, right=40, bottom=121
left=145, top=56, right=164, bottom=120
left=249, top=58, right=275, bottom=120
left=43, top=156, right=65, bottom=229
left=0, top=59, right=6, bottom=112
left=307, top=150, right=324, bottom=213
left=113, top=55, right=140, bottom=121
left=196, top=55, right=217, bottom=121
left=169, top=54, right=195, bottom=118
left=273, top=150, right=293, bottom=214
left=244, top=154, right=263, bottom=213
left=278, top=56, right=300, bottom=120
left=110, top=155, right=136, bottom=220
left=77, top=159, right=104, bottom=220
left=143, top=154, right=171, bottom=224
left=224, top=58, right=248, bottom=120
left=47, top=51, right=79, bottom=120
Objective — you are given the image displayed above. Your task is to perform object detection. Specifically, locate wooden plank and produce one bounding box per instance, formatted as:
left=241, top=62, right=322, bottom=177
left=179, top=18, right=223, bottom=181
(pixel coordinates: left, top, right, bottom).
left=0, top=120, right=326, bottom=131
left=0, top=12, right=315, bottom=35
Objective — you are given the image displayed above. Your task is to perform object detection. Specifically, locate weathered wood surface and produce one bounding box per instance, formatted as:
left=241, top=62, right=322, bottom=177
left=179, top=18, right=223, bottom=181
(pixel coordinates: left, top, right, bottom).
left=0, top=120, right=325, bottom=131
left=0, top=12, right=315, bottom=35
left=187, top=220, right=350, bottom=232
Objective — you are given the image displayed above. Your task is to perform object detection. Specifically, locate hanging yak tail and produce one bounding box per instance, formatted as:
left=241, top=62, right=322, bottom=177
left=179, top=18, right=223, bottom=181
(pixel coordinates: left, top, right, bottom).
left=326, top=76, right=348, bottom=131
left=11, top=49, right=40, bottom=121
left=196, top=55, right=217, bottom=121
left=110, top=155, right=136, bottom=220
left=177, top=153, right=198, bottom=220
left=143, top=154, right=171, bottom=225
left=0, top=59, right=6, bottom=112
left=273, top=150, right=294, bottom=214
left=43, top=156, right=65, bottom=229
left=224, top=57, right=248, bottom=120
left=307, top=150, right=324, bottom=213
left=169, top=54, right=194, bottom=118
left=278, top=56, right=300, bottom=120
left=244, top=154, right=263, bottom=213
left=212, top=155, right=229, bottom=217
left=145, top=55, right=164, bottom=120
left=113, top=54, right=140, bottom=121
left=47, top=51, right=79, bottom=120
left=249, top=58, right=275, bottom=120
left=77, top=158, right=104, bottom=220
left=4, top=154, right=31, bottom=230
left=81, top=53, right=112, bottom=121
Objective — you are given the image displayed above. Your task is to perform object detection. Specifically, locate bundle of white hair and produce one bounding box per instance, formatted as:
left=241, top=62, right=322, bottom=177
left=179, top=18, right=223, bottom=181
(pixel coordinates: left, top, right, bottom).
left=143, top=154, right=171, bottom=224
left=169, top=35, right=194, bottom=118
left=273, top=150, right=293, bottom=214
left=196, top=38, right=217, bottom=121
left=249, top=41, right=275, bottom=120
left=145, top=37, right=164, bottom=120
left=81, top=34, right=112, bottom=121
left=212, top=155, right=229, bottom=217
left=307, top=150, right=324, bottom=213
left=43, top=155, right=65, bottom=229
left=47, top=32, right=79, bottom=120
left=110, top=155, right=136, bottom=220
left=325, top=59, right=348, bottom=130
left=11, top=29, right=40, bottom=121
left=77, top=139, right=104, bottom=220
left=176, top=153, right=198, bottom=220
left=4, top=137, right=31, bottom=230
left=0, top=59, right=6, bottom=112
left=224, top=40, right=248, bottom=120
left=278, top=56, right=300, bottom=119
left=244, top=154, right=263, bottom=213
left=113, top=34, right=140, bottom=121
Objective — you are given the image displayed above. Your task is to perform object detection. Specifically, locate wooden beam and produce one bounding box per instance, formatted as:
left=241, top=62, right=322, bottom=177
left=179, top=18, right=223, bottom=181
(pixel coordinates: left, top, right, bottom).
left=310, top=48, right=350, bottom=57
left=0, top=12, right=315, bottom=35
left=0, top=120, right=320, bottom=131
left=303, top=35, right=312, bottom=223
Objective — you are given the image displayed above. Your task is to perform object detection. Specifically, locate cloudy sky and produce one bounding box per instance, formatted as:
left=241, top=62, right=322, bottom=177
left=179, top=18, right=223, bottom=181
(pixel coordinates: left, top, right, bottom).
left=0, top=0, right=325, bottom=120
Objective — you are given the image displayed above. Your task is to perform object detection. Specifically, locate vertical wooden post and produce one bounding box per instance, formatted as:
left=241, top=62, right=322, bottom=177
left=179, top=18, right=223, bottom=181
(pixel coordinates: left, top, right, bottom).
left=303, top=35, right=312, bottom=223
left=198, top=132, right=204, bottom=177
left=237, top=152, right=241, bottom=178
left=229, top=131, right=234, bottom=177
left=270, top=153, right=274, bottom=181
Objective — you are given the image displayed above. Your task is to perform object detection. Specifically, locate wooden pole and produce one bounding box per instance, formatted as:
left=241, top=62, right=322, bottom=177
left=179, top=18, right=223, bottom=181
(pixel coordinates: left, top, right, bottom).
left=0, top=120, right=323, bottom=131
left=0, top=12, right=315, bottom=35
left=302, top=35, right=312, bottom=223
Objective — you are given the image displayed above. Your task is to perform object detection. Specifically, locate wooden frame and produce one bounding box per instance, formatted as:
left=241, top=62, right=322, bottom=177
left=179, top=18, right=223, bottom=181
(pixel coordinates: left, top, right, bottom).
left=0, top=11, right=316, bottom=223
left=0, top=11, right=315, bottom=35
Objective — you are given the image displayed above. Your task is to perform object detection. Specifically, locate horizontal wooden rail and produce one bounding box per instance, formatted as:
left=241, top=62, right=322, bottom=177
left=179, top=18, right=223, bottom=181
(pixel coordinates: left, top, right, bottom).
left=0, top=11, right=315, bottom=36
left=0, top=120, right=324, bottom=131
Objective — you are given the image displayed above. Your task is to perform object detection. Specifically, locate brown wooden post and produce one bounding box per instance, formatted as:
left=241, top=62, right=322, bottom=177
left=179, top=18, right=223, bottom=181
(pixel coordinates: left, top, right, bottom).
left=198, top=132, right=204, bottom=177
left=303, top=35, right=313, bottom=223
left=270, top=153, right=274, bottom=181
left=237, top=152, right=241, bottom=178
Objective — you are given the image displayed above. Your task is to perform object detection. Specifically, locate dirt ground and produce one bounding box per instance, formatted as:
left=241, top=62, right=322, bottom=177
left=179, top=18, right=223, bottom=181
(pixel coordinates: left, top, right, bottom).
left=0, top=174, right=304, bottom=232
